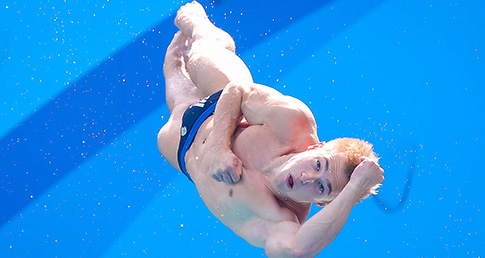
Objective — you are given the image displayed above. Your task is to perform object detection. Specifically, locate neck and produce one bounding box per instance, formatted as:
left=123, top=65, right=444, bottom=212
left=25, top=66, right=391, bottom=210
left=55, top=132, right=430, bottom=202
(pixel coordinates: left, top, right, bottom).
left=263, top=155, right=311, bottom=223
left=262, top=151, right=295, bottom=175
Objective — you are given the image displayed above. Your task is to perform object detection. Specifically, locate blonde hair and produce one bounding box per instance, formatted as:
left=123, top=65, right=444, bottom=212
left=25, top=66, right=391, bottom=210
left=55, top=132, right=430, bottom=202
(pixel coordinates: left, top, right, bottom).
left=329, top=137, right=381, bottom=200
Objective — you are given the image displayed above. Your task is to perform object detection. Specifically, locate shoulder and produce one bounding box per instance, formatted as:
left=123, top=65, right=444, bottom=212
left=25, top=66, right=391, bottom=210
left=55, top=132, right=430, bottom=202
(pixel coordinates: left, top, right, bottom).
left=250, top=84, right=318, bottom=145
left=241, top=83, right=317, bottom=130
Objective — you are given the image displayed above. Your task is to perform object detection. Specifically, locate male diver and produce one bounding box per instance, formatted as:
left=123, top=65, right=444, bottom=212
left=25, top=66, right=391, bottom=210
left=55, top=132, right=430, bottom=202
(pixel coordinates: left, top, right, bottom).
left=158, top=2, right=384, bottom=257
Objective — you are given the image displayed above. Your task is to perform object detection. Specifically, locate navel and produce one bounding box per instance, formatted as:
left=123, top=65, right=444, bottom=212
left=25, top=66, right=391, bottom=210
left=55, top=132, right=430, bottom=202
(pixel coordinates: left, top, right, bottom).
left=229, top=189, right=234, bottom=197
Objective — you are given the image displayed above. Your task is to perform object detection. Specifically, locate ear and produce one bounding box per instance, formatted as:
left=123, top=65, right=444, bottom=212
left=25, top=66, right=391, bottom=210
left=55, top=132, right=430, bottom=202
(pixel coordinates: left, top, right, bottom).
left=314, top=202, right=328, bottom=207
left=307, top=141, right=326, bottom=151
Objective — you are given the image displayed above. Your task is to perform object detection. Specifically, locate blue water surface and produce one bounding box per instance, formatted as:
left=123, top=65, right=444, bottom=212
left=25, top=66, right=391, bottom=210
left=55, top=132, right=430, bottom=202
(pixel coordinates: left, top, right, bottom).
left=1, top=0, right=483, bottom=257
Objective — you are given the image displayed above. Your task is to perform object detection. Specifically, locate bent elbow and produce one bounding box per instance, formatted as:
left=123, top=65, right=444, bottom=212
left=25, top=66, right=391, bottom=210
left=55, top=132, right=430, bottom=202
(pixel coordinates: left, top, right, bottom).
left=266, top=249, right=312, bottom=258
left=265, top=242, right=315, bottom=258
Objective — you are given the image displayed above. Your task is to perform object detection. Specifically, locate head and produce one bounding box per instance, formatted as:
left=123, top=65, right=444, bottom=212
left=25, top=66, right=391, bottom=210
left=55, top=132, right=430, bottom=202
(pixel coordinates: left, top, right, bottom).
left=267, top=137, right=379, bottom=206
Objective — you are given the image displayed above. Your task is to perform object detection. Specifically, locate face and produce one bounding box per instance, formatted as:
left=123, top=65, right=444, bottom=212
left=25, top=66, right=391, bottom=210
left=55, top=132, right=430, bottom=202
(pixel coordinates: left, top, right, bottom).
left=269, top=142, right=351, bottom=204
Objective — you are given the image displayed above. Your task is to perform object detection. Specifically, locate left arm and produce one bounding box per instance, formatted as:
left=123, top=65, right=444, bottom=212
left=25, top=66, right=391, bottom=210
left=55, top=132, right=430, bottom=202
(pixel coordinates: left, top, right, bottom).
left=263, top=158, right=384, bottom=257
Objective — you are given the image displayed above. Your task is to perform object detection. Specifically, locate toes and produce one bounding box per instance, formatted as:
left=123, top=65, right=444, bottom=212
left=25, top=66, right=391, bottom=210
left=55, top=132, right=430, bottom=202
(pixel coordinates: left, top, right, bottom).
left=166, top=32, right=191, bottom=62
left=172, top=31, right=187, bottom=44
left=167, top=32, right=185, bottom=50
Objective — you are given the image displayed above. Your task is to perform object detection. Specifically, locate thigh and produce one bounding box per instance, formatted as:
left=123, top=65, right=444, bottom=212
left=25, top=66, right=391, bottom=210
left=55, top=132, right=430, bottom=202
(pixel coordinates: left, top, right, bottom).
left=157, top=105, right=188, bottom=171
left=187, top=43, right=253, bottom=97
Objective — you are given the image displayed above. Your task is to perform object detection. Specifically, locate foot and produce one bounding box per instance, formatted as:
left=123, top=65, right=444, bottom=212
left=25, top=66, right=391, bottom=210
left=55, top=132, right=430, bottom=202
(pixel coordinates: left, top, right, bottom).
left=163, top=31, right=200, bottom=113
left=175, top=1, right=235, bottom=52
left=163, top=31, right=191, bottom=78
left=175, top=1, right=210, bottom=38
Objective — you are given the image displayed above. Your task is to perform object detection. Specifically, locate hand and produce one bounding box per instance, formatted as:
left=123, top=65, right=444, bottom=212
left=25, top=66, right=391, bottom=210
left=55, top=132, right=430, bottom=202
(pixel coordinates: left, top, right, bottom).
left=350, top=157, right=384, bottom=193
left=210, top=149, right=243, bottom=184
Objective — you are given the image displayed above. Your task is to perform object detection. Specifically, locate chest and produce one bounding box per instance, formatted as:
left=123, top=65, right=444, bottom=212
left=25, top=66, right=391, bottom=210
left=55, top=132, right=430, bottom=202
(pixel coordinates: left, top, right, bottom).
left=231, top=122, right=292, bottom=171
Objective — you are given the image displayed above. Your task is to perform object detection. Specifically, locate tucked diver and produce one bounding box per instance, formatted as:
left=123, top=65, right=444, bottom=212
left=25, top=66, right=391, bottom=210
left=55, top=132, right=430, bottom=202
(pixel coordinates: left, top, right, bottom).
left=158, top=1, right=384, bottom=257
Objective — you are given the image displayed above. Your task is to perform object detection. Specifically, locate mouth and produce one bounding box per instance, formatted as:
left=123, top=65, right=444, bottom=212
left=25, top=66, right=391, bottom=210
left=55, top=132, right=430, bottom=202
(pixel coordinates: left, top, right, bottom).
left=286, top=174, right=294, bottom=190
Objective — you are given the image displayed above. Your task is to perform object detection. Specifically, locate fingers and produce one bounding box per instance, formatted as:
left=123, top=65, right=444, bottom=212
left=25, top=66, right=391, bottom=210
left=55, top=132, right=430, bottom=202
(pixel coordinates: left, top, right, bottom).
left=211, top=171, right=232, bottom=183
left=210, top=157, right=243, bottom=184
left=229, top=158, right=242, bottom=182
left=222, top=163, right=242, bottom=184
left=351, top=156, right=385, bottom=187
left=212, top=169, right=239, bottom=184
left=211, top=173, right=222, bottom=182
left=357, top=157, right=383, bottom=173
left=209, top=150, right=244, bottom=184
left=359, top=156, right=376, bottom=165
left=221, top=172, right=232, bottom=184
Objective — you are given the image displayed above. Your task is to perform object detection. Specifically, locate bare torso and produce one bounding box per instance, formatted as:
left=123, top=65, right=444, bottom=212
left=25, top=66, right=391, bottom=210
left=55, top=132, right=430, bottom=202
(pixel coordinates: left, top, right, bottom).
left=185, top=118, right=304, bottom=246
left=158, top=98, right=316, bottom=246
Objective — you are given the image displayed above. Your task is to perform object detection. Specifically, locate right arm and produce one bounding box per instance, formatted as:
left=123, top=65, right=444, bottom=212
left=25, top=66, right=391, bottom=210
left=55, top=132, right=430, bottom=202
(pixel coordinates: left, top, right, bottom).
left=210, top=82, right=318, bottom=183
left=262, top=158, right=384, bottom=258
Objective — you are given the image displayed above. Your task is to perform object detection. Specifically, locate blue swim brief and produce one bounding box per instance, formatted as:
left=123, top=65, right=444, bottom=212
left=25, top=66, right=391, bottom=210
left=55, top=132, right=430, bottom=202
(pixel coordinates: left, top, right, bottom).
left=177, top=90, right=223, bottom=182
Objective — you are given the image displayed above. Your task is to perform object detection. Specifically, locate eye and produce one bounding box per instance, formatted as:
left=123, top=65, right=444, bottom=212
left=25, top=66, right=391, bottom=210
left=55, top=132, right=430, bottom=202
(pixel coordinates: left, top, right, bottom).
left=318, top=182, right=325, bottom=194
left=316, top=160, right=321, bottom=171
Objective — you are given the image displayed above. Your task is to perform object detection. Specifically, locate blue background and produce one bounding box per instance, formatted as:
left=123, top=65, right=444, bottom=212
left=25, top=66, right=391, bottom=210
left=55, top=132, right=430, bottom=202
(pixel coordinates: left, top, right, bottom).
left=1, top=0, right=483, bottom=257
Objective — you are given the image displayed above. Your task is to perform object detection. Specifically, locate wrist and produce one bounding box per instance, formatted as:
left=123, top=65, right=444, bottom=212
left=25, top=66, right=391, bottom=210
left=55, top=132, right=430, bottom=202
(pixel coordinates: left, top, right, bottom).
left=210, top=141, right=231, bottom=154
left=343, top=179, right=365, bottom=199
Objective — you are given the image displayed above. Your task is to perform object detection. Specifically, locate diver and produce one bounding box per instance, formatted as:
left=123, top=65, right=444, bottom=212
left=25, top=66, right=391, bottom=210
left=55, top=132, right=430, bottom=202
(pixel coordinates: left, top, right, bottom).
left=158, top=1, right=384, bottom=257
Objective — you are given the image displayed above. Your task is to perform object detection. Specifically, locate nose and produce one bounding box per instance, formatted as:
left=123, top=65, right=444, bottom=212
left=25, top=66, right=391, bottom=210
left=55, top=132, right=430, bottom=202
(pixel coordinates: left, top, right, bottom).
left=300, top=172, right=317, bottom=184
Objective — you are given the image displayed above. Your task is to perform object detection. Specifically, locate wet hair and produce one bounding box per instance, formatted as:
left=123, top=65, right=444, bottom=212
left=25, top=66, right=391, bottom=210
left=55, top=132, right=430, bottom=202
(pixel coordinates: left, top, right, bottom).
left=328, top=137, right=381, bottom=200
